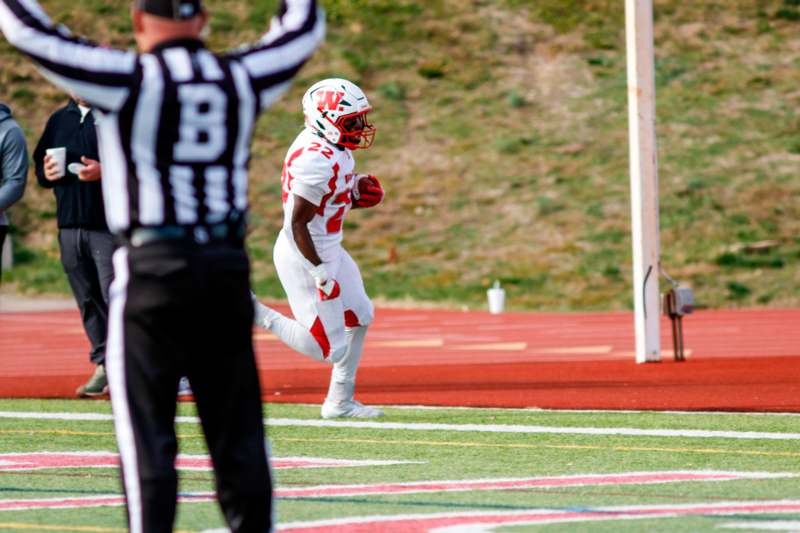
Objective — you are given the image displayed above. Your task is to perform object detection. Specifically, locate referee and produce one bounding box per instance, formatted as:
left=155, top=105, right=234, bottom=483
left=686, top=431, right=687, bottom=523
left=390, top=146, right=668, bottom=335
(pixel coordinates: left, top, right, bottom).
left=0, top=0, right=324, bottom=531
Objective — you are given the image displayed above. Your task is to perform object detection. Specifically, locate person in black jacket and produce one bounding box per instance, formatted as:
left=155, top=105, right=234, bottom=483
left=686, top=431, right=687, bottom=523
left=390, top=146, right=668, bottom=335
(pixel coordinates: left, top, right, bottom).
left=34, top=96, right=115, bottom=397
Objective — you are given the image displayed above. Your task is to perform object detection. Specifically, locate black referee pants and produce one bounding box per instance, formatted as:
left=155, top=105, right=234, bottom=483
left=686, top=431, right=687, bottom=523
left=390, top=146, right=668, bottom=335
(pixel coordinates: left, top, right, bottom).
left=106, top=240, right=272, bottom=533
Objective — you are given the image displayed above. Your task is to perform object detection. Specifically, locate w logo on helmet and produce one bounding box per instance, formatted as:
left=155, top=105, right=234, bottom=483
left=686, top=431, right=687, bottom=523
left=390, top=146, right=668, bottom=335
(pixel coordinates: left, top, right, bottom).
left=317, top=90, right=345, bottom=112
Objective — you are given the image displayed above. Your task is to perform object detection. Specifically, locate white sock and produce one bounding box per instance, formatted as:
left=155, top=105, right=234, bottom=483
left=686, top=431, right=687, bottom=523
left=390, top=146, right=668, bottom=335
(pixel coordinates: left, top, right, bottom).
left=327, top=326, right=367, bottom=403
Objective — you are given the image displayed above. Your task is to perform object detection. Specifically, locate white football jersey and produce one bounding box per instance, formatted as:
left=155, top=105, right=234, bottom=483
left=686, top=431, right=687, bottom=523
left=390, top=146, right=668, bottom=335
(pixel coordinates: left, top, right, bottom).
left=280, top=128, right=357, bottom=256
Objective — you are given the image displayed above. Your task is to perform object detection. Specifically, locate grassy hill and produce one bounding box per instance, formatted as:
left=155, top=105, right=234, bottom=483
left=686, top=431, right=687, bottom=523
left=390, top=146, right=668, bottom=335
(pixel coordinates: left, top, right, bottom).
left=1, top=0, right=799, bottom=311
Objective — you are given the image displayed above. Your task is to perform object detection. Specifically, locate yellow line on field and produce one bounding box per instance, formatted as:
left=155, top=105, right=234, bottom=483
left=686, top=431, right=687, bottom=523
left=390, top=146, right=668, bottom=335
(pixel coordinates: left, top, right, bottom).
left=275, top=436, right=800, bottom=458
left=4, top=432, right=798, bottom=458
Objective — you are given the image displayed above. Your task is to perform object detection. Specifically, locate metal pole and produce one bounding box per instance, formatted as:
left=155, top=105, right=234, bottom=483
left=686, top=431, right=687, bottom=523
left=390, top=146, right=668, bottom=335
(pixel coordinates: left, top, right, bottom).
left=626, top=0, right=661, bottom=363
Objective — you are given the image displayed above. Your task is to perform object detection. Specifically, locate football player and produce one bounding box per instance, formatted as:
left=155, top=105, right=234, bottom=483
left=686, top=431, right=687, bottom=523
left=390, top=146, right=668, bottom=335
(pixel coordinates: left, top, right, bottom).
left=252, top=78, right=384, bottom=418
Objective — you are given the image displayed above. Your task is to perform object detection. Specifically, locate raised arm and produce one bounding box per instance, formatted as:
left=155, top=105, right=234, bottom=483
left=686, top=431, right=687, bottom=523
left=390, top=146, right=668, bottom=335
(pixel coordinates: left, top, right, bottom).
left=0, top=0, right=139, bottom=112
left=229, top=0, right=325, bottom=111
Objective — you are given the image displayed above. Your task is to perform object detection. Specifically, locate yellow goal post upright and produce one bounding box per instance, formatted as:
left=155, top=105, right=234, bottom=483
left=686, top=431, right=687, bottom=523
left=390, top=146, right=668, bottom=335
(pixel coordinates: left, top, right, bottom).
left=626, top=0, right=661, bottom=363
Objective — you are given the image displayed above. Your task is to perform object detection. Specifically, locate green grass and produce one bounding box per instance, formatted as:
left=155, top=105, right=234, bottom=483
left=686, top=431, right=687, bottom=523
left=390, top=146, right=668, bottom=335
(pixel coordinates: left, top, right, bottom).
left=3, top=243, right=70, bottom=294
left=1, top=400, right=800, bottom=530
left=2, top=0, right=799, bottom=310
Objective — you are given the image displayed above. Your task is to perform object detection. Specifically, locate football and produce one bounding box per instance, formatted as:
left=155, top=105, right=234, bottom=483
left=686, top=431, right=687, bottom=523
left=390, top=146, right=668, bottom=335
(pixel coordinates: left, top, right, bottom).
left=353, top=175, right=383, bottom=208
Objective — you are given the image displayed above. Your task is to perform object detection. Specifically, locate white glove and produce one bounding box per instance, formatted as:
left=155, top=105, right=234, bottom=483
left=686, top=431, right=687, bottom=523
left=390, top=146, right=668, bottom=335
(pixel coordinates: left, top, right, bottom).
left=308, top=263, right=338, bottom=298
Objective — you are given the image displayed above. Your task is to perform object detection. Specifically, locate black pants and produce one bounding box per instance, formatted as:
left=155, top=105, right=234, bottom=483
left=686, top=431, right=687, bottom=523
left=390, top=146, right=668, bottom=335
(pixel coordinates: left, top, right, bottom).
left=106, top=240, right=272, bottom=533
left=0, top=225, right=7, bottom=283
left=59, top=228, right=116, bottom=365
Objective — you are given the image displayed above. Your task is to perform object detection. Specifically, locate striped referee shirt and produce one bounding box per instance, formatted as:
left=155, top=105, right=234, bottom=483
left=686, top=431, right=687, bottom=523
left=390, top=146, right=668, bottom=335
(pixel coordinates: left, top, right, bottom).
left=0, top=0, right=325, bottom=234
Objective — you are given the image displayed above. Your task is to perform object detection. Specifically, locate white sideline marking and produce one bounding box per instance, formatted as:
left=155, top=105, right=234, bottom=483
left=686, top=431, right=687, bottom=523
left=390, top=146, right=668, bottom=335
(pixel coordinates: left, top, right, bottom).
left=2, top=410, right=800, bottom=441
left=266, top=418, right=800, bottom=442
left=381, top=405, right=800, bottom=417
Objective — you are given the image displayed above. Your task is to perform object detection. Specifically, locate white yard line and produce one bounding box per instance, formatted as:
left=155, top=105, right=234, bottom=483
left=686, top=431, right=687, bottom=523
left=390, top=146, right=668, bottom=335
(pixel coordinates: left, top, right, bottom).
left=1, top=410, right=800, bottom=441
left=386, top=405, right=800, bottom=417
left=267, top=418, right=800, bottom=441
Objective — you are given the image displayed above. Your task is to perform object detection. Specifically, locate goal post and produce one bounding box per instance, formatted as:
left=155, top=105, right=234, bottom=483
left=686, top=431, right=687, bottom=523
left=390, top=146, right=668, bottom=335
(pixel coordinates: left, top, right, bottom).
left=625, top=0, right=661, bottom=363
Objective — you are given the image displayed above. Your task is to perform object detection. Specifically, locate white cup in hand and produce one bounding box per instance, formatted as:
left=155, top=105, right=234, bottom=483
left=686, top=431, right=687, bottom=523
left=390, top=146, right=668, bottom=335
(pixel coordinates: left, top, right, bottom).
left=45, top=147, right=67, bottom=178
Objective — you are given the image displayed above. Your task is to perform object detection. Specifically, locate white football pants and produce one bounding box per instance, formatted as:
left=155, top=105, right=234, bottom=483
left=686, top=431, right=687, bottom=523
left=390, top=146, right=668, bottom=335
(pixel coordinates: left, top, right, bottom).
left=271, top=231, right=374, bottom=402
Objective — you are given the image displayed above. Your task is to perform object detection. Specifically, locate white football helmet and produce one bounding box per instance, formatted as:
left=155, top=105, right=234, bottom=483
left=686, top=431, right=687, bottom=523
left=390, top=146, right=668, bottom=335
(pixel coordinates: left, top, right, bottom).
left=302, top=78, right=376, bottom=150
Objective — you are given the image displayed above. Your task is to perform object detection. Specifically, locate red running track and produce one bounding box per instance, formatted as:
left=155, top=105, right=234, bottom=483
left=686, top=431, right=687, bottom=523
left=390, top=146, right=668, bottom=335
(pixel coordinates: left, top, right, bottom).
left=1, top=306, right=799, bottom=411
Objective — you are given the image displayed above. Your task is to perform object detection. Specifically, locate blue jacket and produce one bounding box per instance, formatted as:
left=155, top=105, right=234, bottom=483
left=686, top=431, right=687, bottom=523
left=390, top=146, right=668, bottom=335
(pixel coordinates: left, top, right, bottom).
left=0, top=103, right=28, bottom=226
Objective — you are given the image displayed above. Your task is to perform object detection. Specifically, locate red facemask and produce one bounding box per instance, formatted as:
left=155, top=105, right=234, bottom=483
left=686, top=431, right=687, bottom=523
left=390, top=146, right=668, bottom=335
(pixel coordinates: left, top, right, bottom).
left=336, top=112, right=376, bottom=150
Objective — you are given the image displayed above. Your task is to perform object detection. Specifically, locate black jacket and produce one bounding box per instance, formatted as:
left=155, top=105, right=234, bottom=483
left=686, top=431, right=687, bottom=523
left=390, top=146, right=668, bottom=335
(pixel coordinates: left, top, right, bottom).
left=33, top=100, right=107, bottom=230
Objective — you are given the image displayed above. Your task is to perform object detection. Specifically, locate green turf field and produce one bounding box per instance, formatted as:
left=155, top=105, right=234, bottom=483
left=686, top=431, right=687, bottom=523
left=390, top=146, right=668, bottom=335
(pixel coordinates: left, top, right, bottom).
left=1, top=399, right=799, bottom=531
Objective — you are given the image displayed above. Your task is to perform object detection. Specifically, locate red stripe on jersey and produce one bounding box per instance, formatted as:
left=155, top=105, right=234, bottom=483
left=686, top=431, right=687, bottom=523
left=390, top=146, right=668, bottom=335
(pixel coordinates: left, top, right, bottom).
left=344, top=310, right=361, bottom=328
left=316, top=163, right=340, bottom=215
left=281, top=171, right=297, bottom=204
left=309, top=317, right=331, bottom=358
left=326, top=206, right=345, bottom=233
left=333, top=191, right=352, bottom=205
left=281, top=148, right=305, bottom=203
left=287, top=148, right=305, bottom=167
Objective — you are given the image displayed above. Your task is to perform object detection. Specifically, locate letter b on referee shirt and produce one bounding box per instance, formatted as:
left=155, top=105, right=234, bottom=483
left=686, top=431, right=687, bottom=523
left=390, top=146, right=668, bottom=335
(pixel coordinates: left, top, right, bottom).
left=175, top=84, right=227, bottom=162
